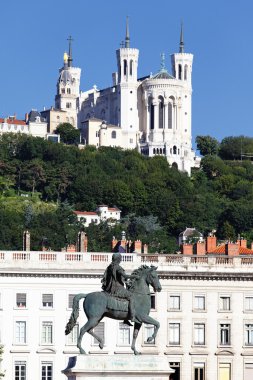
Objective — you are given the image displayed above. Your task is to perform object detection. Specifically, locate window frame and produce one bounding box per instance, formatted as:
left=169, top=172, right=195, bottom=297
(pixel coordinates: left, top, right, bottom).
left=244, top=322, right=253, bottom=346
left=168, top=294, right=181, bottom=312
left=168, top=321, right=181, bottom=346
left=218, top=294, right=231, bottom=312
left=193, top=294, right=206, bottom=312
left=244, top=295, right=253, bottom=313
left=41, top=321, right=53, bottom=345
left=14, top=360, right=27, bottom=380
left=142, top=323, right=156, bottom=346
left=66, top=323, right=79, bottom=346
left=91, top=321, right=105, bottom=347
left=41, top=293, right=54, bottom=309
left=219, top=322, right=231, bottom=346
left=14, top=320, right=27, bottom=345
left=117, top=322, right=131, bottom=346
left=15, top=293, right=27, bottom=309
left=41, top=361, right=53, bottom=380
left=193, top=322, right=206, bottom=346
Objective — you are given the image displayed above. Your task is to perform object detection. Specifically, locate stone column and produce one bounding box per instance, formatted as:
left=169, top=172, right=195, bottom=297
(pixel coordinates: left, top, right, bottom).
left=163, top=102, right=168, bottom=142
left=145, top=101, right=150, bottom=142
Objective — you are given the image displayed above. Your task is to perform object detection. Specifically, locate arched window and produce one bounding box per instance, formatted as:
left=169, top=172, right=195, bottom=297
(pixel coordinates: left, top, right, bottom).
left=67, top=88, right=71, bottom=94
left=168, top=103, right=172, bottom=129
left=150, top=102, right=154, bottom=130
left=178, top=64, right=182, bottom=80
left=153, top=148, right=156, bottom=155
left=124, top=60, right=127, bottom=76
left=173, top=145, right=177, bottom=155
left=158, top=96, right=164, bottom=129
left=111, top=131, right=116, bottom=139
left=160, top=148, right=162, bottom=154
left=130, top=60, right=133, bottom=76
left=184, top=65, right=188, bottom=80
left=172, top=162, right=178, bottom=169
left=163, top=147, right=166, bottom=154
left=156, top=148, right=159, bottom=154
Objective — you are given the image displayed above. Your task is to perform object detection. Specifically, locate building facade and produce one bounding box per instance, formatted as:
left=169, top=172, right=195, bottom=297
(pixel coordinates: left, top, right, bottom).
left=52, top=23, right=199, bottom=174
left=1, top=250, right=253, bottom=380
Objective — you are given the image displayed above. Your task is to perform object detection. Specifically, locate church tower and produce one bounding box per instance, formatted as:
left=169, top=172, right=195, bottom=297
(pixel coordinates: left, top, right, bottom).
left=116, top=18, right=139, bottom=148
left=55, top=36, right=81, bottom=128
left=171, top=23, right=193, bottom=85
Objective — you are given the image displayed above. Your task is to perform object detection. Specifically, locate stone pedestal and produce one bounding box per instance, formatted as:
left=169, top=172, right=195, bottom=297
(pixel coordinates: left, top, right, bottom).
left=63, top=355, right=174, bottom=380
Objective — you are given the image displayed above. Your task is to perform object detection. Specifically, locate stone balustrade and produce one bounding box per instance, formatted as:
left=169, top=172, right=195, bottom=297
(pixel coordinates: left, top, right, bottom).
left=1, top=251, right=253, bottom=274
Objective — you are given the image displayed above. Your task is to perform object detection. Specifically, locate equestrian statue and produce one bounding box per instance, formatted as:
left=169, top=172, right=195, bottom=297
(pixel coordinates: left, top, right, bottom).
left=65, top=252, right=162, bottom=355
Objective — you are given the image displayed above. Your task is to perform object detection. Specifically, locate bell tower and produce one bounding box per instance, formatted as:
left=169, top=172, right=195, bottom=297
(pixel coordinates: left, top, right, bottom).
left=55, top=36, right=81, bottom=128
left=116, top=18, right=139, bottom=147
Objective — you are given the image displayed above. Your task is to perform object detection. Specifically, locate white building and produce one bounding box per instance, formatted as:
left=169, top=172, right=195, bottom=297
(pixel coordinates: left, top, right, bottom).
left=74, top=205, right=121, bottom=227
left=0, top=111, right=48, bottom=139
left=52, top=23, right=199, bottom=174
left=1, top=250, right=253, bottom=380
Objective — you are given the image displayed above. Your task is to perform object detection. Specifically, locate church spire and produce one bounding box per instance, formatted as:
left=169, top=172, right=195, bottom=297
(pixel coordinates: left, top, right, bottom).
left=125, top=16, right=130, bottom=48
left=179, top=22, right=184, bottom=53
left=67, top=35, right=73, bottom=67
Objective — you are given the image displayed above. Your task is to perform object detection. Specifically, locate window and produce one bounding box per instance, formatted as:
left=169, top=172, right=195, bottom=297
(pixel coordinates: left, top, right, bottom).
left=151, top=294, right=156, bottom=310
left=219, top=296, right=231, bottom=311
left=68, top=294, right=75, bottom=309
left=41, top=362, right=53, bottom=380
left=129, top=138, right=133, bottom=143
left=173, top=145, right=177, bottom=155
left=61, top=88, right=65, bottom=94
left=245, top=296, right=253, bottom=312
left=118, top=322, right=131, bottom=345
left=41, top=321, right=53, bottom=344
left=178, top=64, right=182, bottom=80
left=67, top=324, right=79, bottom=345
left=66, top=102, right=72, bottom=108
left=67, top=88, right=71, bottom=94
left=220, top=323, right=231, bottom=345
left=168, top=103, right=172, bottom=129
left=169, top=323, right=180, bottom=345
left=245, top=324, right=253, bottom=346
left=218, top=363, right=231, bottom=380
left=194, top=323, right=205, bottom=345
left=111, top=131, right=116, bottom=139
left=92, top=322, right=104, bottom=345
left=42, top=294, right=53, bottom=308
left=194, top=295, right=205, bottom=311
left=158, top=96, right=164, bottom=129
left=144, top=324, right=155, bottom=344
left=15, top=361, right=26, bottom=380
left=130, top=60, right=133, bottom=76
left=15, top=321, right=26, bottom=344
left=16, top=293, right=26, bottom=308
left=194, top=363, right=205, bottom=380
left=169, top=295, right=180, bottom=311
left=123, top=60, right=127, bottom=76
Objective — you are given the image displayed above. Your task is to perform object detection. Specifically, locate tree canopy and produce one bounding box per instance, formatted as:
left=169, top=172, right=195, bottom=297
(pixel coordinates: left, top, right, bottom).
left=0, top=133, right=253, bottom=251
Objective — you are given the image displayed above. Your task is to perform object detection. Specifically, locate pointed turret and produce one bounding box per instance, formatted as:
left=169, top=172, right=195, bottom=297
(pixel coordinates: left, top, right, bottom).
left=67, top=35, right=73, bottom=67
left=179, top=22, right=184, bottom=53
left=125, top=16, right=130, bottom=48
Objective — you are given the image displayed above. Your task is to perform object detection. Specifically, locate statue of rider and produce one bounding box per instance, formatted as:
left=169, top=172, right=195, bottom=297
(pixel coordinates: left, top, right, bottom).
left=101, top=252, right=136, bottom=325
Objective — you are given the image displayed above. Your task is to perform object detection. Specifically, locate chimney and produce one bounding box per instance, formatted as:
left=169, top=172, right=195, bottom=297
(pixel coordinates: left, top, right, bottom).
left=237, top=238, right=247, bottom=248
left=133, top=239, right=142, bottom=254
left=194, top=242, right=206, bottom=255
left=181, top=243, right=193, bottom=255
left=143, top=244, right=148, bottom=254
left=77, top=231, right=88, bottom=252
left=225, top=243, right=239, bottom=256
left=23, top=230, right=30, bottom=251
left=206, top=235, right=217, bottom=253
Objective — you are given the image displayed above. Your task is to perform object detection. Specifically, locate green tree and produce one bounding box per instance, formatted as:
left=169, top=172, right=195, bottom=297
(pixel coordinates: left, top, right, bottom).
left=196, top=135, right=219, bottom=156
left=218, top=221, right=236, bottom=241
left=56, top=123, right=80, bottom=145
left=219, top=136, right=253, bottom=160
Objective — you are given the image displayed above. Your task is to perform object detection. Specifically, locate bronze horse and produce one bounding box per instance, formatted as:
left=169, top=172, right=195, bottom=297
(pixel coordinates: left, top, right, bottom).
left=65, top=265, right=162, bottom=355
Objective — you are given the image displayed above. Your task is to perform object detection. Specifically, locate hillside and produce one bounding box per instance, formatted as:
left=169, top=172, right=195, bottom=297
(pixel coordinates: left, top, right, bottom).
left=1, top=133, right=253, bottom=252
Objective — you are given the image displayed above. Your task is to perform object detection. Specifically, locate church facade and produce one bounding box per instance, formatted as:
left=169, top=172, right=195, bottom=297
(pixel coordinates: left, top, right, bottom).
left=53, top=23, right=199, bottom=174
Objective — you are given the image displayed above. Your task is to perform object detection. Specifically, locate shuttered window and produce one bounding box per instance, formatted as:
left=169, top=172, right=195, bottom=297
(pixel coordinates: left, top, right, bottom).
left=42, top=294, right=53, bottom=308
left=16, top=293, right=26, bottom=308
left=219, top=363, right=231, bottom=380
left=68, top=294, right=75, bottom=309
left=15, top=361, right=26, bottom=380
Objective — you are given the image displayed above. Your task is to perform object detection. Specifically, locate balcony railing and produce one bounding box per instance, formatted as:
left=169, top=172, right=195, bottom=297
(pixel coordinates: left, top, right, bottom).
left=0, top=251, right=253, bottom=273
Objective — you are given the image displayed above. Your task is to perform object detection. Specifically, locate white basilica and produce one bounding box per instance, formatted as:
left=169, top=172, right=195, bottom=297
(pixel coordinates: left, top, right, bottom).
left=52, top=22, right=199, bottom=174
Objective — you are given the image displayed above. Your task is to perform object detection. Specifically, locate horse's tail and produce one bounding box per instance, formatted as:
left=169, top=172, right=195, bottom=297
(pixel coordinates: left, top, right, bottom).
left=65, top=293, right=87, bottom=335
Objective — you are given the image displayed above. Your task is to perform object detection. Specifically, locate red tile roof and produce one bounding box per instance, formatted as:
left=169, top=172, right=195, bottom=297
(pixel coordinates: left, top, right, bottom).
left=108, top=207, right=120, bottom=212
left=0, top=118, right=26, bottom=125
left=74, top=211, right=98, bottom=216
left=209, top=244, right=253, bottom=255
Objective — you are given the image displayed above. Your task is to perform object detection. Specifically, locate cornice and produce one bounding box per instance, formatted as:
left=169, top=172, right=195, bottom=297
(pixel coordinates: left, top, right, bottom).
left=1, top=270, right=253, bottom=282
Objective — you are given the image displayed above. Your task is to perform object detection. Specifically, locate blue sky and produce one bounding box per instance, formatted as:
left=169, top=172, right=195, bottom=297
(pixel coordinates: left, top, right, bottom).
left=1, top=0, right=253, bottom=142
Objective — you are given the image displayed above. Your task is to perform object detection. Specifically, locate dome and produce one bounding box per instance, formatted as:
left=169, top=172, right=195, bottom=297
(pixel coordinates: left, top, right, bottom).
left=152, top=69, right=175, bottom=80
left=59, top=69, right=73, bottom=84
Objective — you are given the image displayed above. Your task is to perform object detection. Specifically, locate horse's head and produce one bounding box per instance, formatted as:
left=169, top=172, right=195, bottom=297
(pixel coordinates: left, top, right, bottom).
left=147, top=266, right=162, bottom=292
